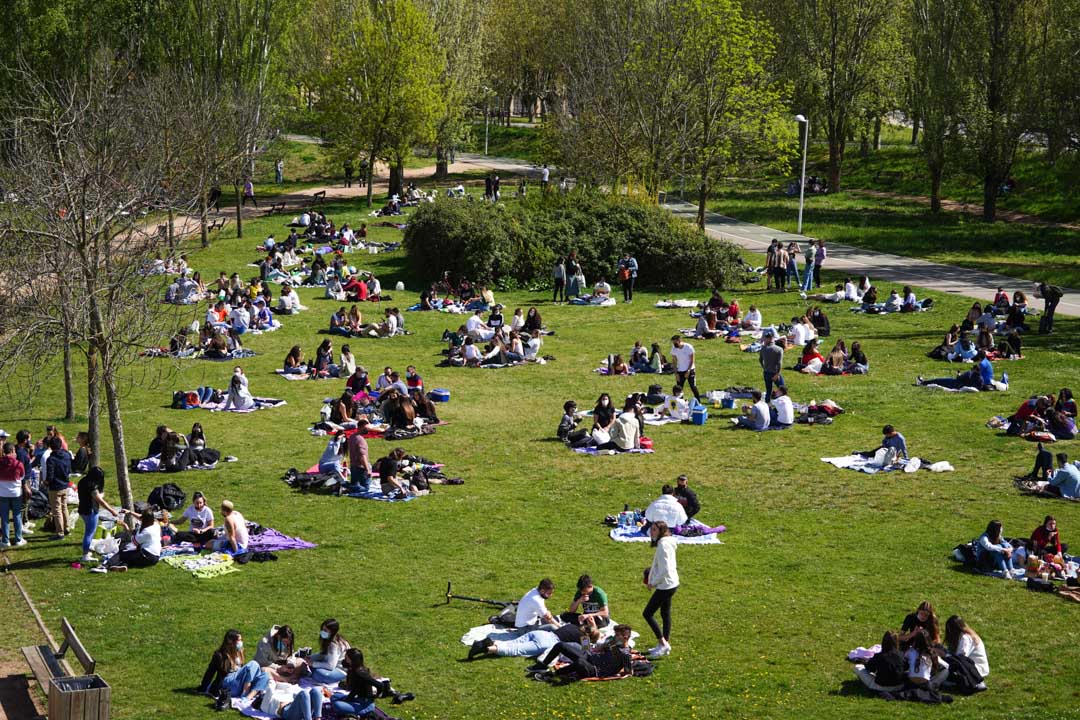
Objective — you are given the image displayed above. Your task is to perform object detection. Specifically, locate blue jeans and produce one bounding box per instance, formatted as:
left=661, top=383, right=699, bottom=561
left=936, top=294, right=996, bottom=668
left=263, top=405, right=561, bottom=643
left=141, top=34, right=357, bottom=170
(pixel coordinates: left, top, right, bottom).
left=982, top=547, right=1015, bottom=573
left=764, top=370, right=784, bottom=400
left=283, top=366, right=307, bottom=375
left=0, top=496, right=24, bottom=544
left=331, top=692, right=374, bottom=717
left=223, top=661, right=269, bottom=697
left=80, top=512, right=99, bottom=554
left=495, top=631, right=559, bottom=658
left=310, top=667, right=346, bottom=685
left=319, top=461, right=345, bottom=482
left=283, top=687, right=324, bottom=720
left=350, top=466, right=370, bottom=488
left=787, top=260, right=800, bottom=284
left=198, top=386, right=215, bottom=403
left=801, top=262, right=814, bottom=291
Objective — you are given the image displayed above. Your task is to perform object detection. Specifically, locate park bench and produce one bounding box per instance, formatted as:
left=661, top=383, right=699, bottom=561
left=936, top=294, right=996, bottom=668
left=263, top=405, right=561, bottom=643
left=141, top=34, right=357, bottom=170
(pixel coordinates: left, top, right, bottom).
left=312, top=190, right=327, bottom=204
left=873, top=170, right=904, bottom=184
left=208, top=218, right=228, bottom=233
left=22, top=617, right=111, bottom=720
left=265, top=201, right=288, bottom=215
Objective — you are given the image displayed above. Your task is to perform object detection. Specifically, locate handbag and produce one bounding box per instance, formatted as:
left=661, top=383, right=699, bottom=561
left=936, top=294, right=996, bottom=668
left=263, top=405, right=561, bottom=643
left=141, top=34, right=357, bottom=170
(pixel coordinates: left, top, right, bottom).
left=591, top=428, right=610, bottom=445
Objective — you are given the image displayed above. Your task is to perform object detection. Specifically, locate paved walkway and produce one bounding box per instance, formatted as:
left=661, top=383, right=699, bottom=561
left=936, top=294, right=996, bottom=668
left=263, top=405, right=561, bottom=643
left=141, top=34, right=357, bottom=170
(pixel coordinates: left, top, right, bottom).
left=663, top=199, right=1080, bottom=317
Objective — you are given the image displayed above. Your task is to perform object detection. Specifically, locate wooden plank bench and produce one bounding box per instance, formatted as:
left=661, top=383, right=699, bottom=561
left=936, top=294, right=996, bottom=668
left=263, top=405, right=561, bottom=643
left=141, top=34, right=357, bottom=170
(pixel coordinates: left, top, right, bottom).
left=208, top=218, right=228, bottom=233
left=21, top=617, right=110, bottom=719
left=265, top=201, right=287, bottom=215
left=312, top=190, right=327, bottom=204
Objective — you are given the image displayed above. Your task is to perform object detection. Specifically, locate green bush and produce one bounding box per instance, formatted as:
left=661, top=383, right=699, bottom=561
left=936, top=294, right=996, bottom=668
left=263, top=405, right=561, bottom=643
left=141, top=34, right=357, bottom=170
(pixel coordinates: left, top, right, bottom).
left=403, top=192, right=743, bottom=291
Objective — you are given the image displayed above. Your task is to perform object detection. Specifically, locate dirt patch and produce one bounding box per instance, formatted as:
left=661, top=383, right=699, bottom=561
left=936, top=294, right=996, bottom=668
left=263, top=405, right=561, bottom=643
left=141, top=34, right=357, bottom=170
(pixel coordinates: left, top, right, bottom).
left=0, top=657, right=44, bottom=720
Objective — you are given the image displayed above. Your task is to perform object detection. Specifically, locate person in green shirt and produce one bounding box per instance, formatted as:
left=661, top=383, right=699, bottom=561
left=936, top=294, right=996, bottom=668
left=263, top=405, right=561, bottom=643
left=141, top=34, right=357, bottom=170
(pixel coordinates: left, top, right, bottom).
left=559, top=574, right=610, bottom=627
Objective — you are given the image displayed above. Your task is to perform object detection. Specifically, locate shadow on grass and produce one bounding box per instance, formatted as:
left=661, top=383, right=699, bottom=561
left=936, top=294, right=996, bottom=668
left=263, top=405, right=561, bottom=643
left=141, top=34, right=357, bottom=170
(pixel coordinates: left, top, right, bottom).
left=830, top=678, right=879, bottom=699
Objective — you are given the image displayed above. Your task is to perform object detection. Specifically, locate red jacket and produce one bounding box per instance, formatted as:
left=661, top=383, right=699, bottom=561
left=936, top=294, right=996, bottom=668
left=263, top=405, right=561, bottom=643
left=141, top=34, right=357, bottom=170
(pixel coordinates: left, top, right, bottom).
left=0, top=455, right=25, bottom=490
left=1031, top=525, right=1062, bottom=555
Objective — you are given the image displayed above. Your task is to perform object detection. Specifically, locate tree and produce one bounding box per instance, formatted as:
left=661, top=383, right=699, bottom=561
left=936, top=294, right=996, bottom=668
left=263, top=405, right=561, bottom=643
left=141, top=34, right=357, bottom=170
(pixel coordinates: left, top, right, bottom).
left=0, top=55, right=207, bottom=508
left=911, top=0, right=971, bottom=212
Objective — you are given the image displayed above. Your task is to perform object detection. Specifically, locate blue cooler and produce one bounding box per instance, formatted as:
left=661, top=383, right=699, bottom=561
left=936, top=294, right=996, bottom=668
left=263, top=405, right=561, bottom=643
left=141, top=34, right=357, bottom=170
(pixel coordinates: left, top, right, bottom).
left=691, top=405, right=708, bottom=425
left=721, top=397, right=735, bottom=409
left=430, top=388, right=451, bottom=403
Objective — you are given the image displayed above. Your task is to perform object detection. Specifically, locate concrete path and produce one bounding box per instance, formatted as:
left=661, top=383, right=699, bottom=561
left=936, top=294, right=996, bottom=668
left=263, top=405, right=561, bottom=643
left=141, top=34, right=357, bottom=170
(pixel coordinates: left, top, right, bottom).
left=663, top=199, right=1080, bottom=318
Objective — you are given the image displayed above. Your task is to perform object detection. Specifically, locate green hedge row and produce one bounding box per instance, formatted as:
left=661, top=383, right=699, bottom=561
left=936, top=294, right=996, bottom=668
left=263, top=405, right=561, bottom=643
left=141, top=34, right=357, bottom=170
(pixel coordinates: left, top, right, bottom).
left=402, top=192, right=743, bottom=291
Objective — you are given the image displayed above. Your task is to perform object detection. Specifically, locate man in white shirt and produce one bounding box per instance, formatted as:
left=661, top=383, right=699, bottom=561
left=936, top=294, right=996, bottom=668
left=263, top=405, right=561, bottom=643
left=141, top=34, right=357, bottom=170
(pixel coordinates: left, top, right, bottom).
left=540, top=164, right=550, bottom=189
left=515, top=578, right=558, bottom=628
left=769, top=386, right=795, bottom=426
left=741, top=305, right=762, bottom=330
left=466, top=309, right=495, bottom=342
left=736, top=390, right=770, bottom=430
left=593, top=278, right=611, bottom=298
left=669, top=335, right=700, bottom=401
left=229, top=305, right=250, bottom=334
left=788, top=316, right=809, bottom=347
left=663, top=386, right=691, bottom=421
left=645, top=485, right=688, bottom=527
left=844, top=278, right=862, bottom=301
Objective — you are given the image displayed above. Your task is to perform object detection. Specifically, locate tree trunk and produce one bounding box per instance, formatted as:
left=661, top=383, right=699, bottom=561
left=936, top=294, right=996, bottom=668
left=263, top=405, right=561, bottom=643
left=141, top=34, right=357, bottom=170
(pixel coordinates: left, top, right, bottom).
left=366, top=148, right=376, bottom=208
left=982, top=176, right=997, bottom=222
left=930, top=167, right=943, bottom=213
left=63, top=341, right=75, bottom=421
left=910, top=114, right=920, bottom=145
left=200, top=192, right=209, bottom=248
left=873, top=117, right=883, bottom=150
left=434, top=145, right=449, bottom=178
left=828, top=139, right=844, bottom=192
left=102, top=366, right=132, bottom=509
left=389, top=159, right=404, bottom=198
left=87, top=344, right=101, bottom=461
left=696, top=180, right=707, bottom=230
left=234, top=184, right=243, bottom=238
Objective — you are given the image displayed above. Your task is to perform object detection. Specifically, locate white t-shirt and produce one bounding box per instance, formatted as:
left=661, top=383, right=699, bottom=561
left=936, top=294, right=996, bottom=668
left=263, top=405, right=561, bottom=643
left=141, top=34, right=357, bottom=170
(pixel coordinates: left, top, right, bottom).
left=385, top=313, right=399, bottom=335
left=649, top=535, right=679, bottom=590
left=670, top=343, right=695, bottom=372
left=824, top=290, right=844, bottom=303
left=135, top=522, right=162, bottom=557
left=791, top=323, right=808, bottom=346
left=904, top=648, right=933, bottom=682
left=463, top=344, right=481, bottom=361
left=541, top=167, right=550, bottom=182
left=744, top=309, right=762, bottom=328
left=956, top=634, right=990, bottom=678
left=466, top=315, right=486, bottom=334
left=751, top=399, right=770, bottom=430
left=664, top=395, right=690, bottom=420
left=844, top=282, right=861, bottom=301
left=770, top=395, right=794, bottom=425
left=182, top=504, right=214, bottom=531
left=515, top=587, right=550, bottom=628
left=645, top=494, right=688, bottom=527
left=229, top=307, right=250, bottom=329
left=524, top=337, right=542, bottom=359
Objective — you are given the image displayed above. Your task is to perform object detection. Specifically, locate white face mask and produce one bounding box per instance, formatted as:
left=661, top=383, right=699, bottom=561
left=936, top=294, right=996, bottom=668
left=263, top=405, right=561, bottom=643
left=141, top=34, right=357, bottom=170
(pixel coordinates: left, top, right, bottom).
left=235, top=641, right=244, bottom=650
left=320, top=630, right=331, bottom=640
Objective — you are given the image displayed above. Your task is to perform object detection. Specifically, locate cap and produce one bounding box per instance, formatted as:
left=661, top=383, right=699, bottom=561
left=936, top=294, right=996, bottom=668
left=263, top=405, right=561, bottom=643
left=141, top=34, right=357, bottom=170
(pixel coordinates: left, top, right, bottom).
left=0, top=429, right=8, bottom=438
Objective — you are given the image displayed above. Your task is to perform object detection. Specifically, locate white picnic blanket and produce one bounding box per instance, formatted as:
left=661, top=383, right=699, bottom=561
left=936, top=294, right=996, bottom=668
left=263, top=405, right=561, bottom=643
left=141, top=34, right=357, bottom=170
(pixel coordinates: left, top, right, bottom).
left=460, top=622, right=639, bottom=647
left=609, top=518, right=724, bottom=544
left=821, top=454, right=954, bottom=474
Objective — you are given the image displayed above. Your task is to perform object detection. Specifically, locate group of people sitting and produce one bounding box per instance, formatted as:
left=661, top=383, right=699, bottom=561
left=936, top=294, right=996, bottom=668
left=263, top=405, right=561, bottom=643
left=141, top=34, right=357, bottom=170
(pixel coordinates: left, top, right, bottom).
left=966, top=516, right=1074, bottom=581
left=855, top=602, right=989, bottom=696
left=321, top=364, right=439, bottom=429
left=329, top=305, right=405, bottom=338
left=137, top=423, right=222, bottom=472
left=200, top=620, right=413, bottom=718
left=558, top=395, right=644, bottom=452
left=605, top=341, right=675, bottom=375
left=1024, top=445, right=1080, bottom=498
left=731, top=387, right=795, bottom=431
left=324, top=268, right=383, bottom=303
left=927, top=323, right=1023, bottom=362
left=443, top=307, right=546, bottom=366
left=1000, top=390, right=1076, bottom=439
left=793, top=337, right=868, bottom=375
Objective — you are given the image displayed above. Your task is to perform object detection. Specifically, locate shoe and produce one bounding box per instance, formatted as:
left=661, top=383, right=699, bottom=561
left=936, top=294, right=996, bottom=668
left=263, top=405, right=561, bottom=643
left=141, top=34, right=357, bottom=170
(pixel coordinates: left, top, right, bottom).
left=648, top=644, right=671, bottom=658
left=14, top=539, right=27, bottom=547
left=111, top=565, right=128, bottom=572
left=467, top=639, right=491, bottom=660
left=391, top=692, right=415, bottom=705
left=52, top=534, right=65, bottom=541
left=81, top=553, right=95, bottom=562
left=22, top=528, right=33, bottom=535
left=214, top=688, right=230, bottom=711
left=1001, top=372, right=1009, bottom=385
left=526, top=662, right=547, bottom=673
left=90, top=566, right=108, bottom=574
left=645, top=644, right=663, bottom=656
left=916, top=375, right=924, bottom=386
left=531, top=672, right=552, bottom=682
left=0, top=541, right=8, bottom=548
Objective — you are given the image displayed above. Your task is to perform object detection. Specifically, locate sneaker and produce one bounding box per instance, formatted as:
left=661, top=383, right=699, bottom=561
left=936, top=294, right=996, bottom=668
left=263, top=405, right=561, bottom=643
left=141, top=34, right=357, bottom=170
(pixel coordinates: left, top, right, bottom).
left=22, top=528, right=33, bottom=535
left=648, top=644, right=671, bottom=658
left=916, top=375, right=924, bottom=386
left=81, top=553, right=95, bottom=563
left=51, top=534, right=65, bottom=541
left=1001, top=372, right=1009, bottom=385
left=0, top=541, right=8, bottom=548
left=525, top=662, right=547, bottom=673
left=13, top=539, right=27, bottom=547
left=90, top=566, right=108, bottom=574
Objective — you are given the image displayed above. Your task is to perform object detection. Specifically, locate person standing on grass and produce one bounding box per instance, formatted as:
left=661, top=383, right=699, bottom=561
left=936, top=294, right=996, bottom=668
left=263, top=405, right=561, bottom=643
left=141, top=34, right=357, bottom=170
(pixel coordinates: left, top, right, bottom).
left=619, top=252, right=638, bottom=303
left=802, top=239, right=816, bottom=292
left=552, top=256, right=566, bottom=304
left=541, top=163, right=550, bottom=190
left=643, top=521, right=679, bottom=658
left=0, top=442, right=27, bottom=548
left=786, top=241, right=801, bottom=286
left=813, top=239, right=827, bottom=288
left=765, top=239, right=778, bottom=290
left=1035, top=281, right=1063, bottom=334
left=670, top=335, right=700, bottom=402
left=275, top=158, right=284, bottom=184
left=343, top=158, right=354, bottom=188
left=775, top=241, right=789, bottom=291
left=76, top=467, right=120, bottom=562
left=45, top=435, right=72, bottom=540
left=242, top=178, right=258, bottom=208
left=759, top=333, right=784, bottom=400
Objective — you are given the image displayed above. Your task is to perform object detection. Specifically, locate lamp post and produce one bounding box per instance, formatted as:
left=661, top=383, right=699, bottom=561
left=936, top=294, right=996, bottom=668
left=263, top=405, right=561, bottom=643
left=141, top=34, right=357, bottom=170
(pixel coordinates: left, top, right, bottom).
left=795, top=114, right=809, bottom=234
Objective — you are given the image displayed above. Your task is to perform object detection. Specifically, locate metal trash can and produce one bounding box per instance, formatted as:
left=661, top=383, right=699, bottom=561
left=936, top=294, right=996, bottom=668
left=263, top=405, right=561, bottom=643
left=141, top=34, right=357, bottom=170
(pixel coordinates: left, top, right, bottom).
left=49, top=675, right=111, bottom=720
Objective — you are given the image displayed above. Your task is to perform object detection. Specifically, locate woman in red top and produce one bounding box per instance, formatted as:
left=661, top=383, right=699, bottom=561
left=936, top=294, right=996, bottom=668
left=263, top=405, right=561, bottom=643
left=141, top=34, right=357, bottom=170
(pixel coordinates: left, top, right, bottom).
left=1030, top=515, right=1064, bottom=556
left=800, top=339, right=824, bottom=366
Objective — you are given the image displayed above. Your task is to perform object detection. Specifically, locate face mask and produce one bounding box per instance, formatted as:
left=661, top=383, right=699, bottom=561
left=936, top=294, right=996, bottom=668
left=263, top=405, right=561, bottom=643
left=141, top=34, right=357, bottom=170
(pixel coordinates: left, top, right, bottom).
left=320, top=630, right=330, bottom=640
left=235, top=641, right=244, bottom=650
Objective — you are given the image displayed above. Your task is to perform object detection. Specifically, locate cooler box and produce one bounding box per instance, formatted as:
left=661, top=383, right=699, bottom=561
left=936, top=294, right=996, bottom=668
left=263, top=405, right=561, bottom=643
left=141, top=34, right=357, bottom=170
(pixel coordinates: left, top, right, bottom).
left=691, top=406, right=708, bottom=425
left=429, top=388, right=451, bottom=402
left=721, top=397, right=735, bottom=409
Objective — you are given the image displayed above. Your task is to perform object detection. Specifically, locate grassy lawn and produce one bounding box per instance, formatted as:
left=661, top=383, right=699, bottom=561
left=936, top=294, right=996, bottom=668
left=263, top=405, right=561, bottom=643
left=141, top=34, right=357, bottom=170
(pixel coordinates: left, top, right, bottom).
left=464, top=124, right=545, bottom=163
left=4, top=194, right=1080, bottom=720
left=708, top=183, right=1080, bottom=288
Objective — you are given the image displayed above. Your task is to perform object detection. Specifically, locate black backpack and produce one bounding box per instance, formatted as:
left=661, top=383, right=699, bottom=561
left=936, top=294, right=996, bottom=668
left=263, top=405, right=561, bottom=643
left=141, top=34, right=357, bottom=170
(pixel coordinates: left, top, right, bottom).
left=148, top=483, right=186, bottom=511
left=27, top=486, right=49, bottom=519
left=631, top=660, right=654, bottom=677
left=944, top=654, right=984, bottom=694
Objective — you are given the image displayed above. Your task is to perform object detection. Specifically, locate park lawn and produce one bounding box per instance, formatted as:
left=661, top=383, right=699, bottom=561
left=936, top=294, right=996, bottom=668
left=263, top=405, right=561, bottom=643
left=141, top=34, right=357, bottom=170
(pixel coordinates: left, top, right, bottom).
left=464, top=124, right=546, bottom=163
left=708, top=184, right=1080, bottom=289
left=3, top=195, right=1080, bottom=720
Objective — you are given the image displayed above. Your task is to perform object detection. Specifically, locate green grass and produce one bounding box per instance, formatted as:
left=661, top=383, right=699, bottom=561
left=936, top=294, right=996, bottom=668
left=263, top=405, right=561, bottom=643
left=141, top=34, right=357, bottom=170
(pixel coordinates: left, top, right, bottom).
left=4, top=194, right=1080, bottom=720
left=465, top=124, right=545, bottom=163
left=708, top=183, right=1080, bottom=288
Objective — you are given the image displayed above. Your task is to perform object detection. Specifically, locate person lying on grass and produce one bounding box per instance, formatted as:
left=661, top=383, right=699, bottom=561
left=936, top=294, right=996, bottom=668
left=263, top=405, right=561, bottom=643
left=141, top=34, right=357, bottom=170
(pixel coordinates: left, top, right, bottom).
left=915, top=350, right=996, bottom=391
left=530, top=623, right=635, bottom=682
left=803, top=285, right=845, bottom=304
left=468, top=617, right=599, bottom=661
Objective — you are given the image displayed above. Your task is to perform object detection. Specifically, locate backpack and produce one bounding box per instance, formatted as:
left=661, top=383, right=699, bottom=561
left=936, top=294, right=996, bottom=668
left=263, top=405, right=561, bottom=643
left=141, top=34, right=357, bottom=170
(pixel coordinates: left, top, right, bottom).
left=148, top=483, right=186, bottom=511
left=631, top=660, right=654, bottom=677
left=27, top=486, right=49, bottom=519
left=944, top=654, right=984, bottom=694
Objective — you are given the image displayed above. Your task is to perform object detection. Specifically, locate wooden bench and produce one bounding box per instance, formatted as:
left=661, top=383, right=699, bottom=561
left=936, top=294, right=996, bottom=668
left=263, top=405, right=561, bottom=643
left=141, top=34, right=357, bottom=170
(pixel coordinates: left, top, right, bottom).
left=873, top=170, right=904, bottom=184
left=312, top=190, right=327, bottom=204
left=265, top=201, right=287, bottom=216
left=21, top=617, right=110, bottom=719
left=208, top=218, right=228, bottom=233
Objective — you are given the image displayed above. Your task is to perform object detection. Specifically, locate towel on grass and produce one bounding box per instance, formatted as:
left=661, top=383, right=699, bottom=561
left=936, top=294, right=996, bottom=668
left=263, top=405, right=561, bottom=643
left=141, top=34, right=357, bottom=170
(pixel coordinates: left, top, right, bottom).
left=654, top=299, right=699, bottom=308
left=198, top=398, right=287, bottom=413
left=346, top=488, right=416, bottom=502
left=922, top=381, right=1008, bottom=392
left=569, top=295, right=616, bottom=306
left=247, top=527, right=317, bottom=552
left=572, top=447, right=654, bottom=455
left=643, top=414, right=683, bottom=427
left=460, top=622, right=640, bottom=648
left=1013, top=477, right=1080, bottom=501
left=162, top=552, right=239, bottom=579
left=275, top=369, right=313, bottom=380
left=848, top=645, right=882, bottom=662
left=135, top=454, right=217, bottom=473
left=198, top=348, right=257, bottom=360
left=609, top=518, right=725, bottom=545
left=821, top=455, right=954, bottom=474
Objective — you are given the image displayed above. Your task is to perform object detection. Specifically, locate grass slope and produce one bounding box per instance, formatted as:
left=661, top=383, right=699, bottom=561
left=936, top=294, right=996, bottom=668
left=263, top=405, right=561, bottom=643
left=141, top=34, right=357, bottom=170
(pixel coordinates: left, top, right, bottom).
left=4, top=196, right=1080, bottom=720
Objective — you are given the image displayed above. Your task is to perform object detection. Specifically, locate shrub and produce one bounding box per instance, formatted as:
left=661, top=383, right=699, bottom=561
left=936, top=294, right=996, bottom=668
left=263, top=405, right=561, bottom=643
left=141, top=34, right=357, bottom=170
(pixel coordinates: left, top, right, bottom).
left=403, top=191, right=743, bottom=291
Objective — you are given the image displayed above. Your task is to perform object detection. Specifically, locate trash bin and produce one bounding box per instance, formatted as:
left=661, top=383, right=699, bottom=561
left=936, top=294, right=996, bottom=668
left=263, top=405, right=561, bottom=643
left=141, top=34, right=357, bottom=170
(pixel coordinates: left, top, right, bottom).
left=49, top=675, right=111, bottom=720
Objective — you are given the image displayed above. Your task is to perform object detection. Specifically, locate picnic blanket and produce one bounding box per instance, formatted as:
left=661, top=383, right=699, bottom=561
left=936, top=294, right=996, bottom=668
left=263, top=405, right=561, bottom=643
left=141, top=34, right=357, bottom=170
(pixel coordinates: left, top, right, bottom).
left=135, top=454, right=217, bottom=473
left=849, top=302, right=933, bottom=314
left=569, top=295, right=616, bottom=306
left=161, top=552, right=239, bottom=579
left=1013, top=476, right=1080, bottom=501
left=643, top=414, right=683, bottom=427
left=654, top=299, right=699, bottom=308
left=922, top=380, right=1008, bottom=392
left=198, top=348, right=257, bottom=361
left=821, top=455, right=954, bottom=474
left=609, top=518, right=725, bottom=545
left=275, top=369, right=312, bottom=380
left=572, top=447, right=654, bottom=455
left=247, top=527, right=317, bottom=552
left=460, top=622, right=640, bottom=648
left=194, top=398, right=287, bottom=413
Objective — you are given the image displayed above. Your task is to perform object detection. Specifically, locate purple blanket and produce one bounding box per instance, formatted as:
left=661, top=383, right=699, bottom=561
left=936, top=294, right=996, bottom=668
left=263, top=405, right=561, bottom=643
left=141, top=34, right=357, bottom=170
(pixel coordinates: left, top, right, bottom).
left=246, top=527, right=317, bottom=552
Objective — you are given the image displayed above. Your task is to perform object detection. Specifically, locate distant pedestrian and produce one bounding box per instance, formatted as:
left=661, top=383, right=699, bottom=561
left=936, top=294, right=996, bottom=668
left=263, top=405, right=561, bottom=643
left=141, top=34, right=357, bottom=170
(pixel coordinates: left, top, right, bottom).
left=1036, top=282, right=1063, bottom=334
left=813, top=239, right=826, bottom=289
left=786, top=242, right=801, bottom=286
left=359, top=159, right=368, bottom=187
left=801, top=240, right=815, bottom=292
left=765, top=239, right=778, bottom=290
left=618, top=252, right=638, bottom=303
left=242, top=179, right=258, bottom=208
left=552, top=257, right=566, bottom=304
left=669, top=335, right=700, bottom=402
left=759, top=333, right=784, bottom=400
left=208, top=184, right=222, bottom=212
left=484, top=174, right=493, bottom=201
left=343, top=159, right=354, bottom=188
left=275, top=158, right=284, bottom=184
left=541, top=164, right=550, bottom=190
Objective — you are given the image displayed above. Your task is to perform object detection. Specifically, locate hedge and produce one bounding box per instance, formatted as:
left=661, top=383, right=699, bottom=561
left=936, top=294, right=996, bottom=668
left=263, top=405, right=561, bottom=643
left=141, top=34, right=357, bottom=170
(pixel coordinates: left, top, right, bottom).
left=402, top=191, right=743, bottom=291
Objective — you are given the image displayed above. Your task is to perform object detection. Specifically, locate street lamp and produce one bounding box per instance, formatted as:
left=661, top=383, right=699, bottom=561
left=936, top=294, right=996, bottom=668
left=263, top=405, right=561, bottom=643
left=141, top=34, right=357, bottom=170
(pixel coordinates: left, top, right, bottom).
left=795, top=114, right=809, bottom=234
